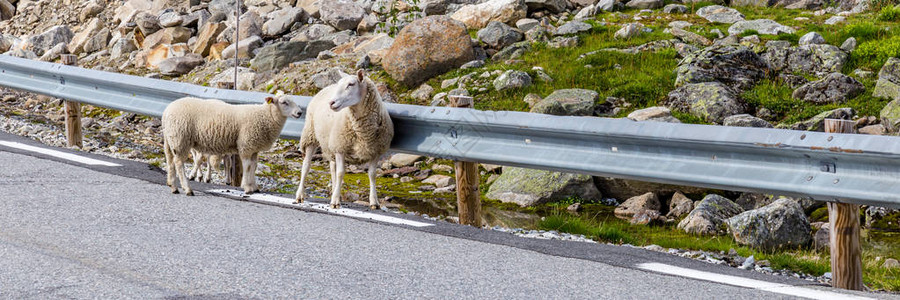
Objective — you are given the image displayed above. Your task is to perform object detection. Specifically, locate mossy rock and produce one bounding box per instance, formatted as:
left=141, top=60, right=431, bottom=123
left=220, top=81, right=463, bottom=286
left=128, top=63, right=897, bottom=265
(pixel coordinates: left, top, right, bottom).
left=486, top=167, right=601, bottom=207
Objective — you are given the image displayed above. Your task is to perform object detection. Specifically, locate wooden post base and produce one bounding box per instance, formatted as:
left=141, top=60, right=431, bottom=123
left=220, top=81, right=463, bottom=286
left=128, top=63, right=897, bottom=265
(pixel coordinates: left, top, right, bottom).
left=449, top=95, right=481, bottom=227
left=824, top=118, right=863, bottom=291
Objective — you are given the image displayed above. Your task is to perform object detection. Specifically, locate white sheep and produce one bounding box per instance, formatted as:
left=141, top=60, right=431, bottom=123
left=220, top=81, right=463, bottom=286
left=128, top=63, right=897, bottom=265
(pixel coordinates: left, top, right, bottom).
left=162, top=95, right=302, bottom=195
left=188, top=149, right=221, bottom=183
left=294, top=70, right=394, bottom=209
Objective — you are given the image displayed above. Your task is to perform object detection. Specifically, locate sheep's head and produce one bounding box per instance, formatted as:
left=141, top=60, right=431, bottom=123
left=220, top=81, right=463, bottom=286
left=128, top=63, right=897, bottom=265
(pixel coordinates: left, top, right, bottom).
left=266, top=95, right=302, bottom=119
left=329, top=69, right=367, bottom=112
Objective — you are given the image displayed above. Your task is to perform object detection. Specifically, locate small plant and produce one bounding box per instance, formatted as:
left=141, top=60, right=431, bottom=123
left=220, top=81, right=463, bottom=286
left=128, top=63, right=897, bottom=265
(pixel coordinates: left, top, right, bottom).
left=855, top=35, right=900, bottom=68
left=376, top=0, right=423, bottom=37
left=878, top=4, right=900, bottom=21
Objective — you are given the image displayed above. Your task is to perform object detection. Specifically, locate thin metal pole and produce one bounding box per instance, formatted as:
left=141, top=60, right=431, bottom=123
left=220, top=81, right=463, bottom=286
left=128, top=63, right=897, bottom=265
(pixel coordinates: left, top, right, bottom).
left=234, top=0, right=240, bottom=87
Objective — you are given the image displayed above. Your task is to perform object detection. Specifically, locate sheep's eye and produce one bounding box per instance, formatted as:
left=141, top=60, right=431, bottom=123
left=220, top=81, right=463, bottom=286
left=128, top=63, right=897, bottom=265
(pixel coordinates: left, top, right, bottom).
left=347, top=82, right=355, bottom=87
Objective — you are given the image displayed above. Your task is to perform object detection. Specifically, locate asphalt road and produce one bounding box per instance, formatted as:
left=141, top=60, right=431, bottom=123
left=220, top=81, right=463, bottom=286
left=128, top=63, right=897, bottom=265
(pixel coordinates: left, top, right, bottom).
left=0, top=132, right=892, bottom=299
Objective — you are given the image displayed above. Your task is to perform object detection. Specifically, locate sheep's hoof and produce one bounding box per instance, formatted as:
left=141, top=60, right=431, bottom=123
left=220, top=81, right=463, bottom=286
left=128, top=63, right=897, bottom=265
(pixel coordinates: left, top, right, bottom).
left=171, top=189, right=179, bottom=194
left=369, top=205, right=380, bottom=210
left=330, top=204, right=340, bottom=209
left=185, top=190, right=194, bottom=196
left=293, top=198, right=303, bottom=204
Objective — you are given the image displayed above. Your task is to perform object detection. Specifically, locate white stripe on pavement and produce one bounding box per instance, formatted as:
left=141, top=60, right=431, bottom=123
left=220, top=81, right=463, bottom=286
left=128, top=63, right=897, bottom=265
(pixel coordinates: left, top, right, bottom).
left=206, top=189, right=434, bottom=228
left=0, top=141, right=121, bottom=167
left=637, top=263, right=874, bottom=300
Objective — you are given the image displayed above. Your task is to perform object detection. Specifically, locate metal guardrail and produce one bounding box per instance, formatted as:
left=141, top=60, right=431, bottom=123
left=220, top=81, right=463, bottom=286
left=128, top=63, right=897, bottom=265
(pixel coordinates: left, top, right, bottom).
left=0, top=55, right=899, bottom=208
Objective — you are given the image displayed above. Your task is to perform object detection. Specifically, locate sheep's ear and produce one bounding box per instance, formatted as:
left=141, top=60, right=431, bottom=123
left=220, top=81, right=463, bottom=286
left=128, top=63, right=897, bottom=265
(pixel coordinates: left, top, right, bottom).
left=265, top=97, right=274, bottom=104
left=357, top=69, right=365, bottom=82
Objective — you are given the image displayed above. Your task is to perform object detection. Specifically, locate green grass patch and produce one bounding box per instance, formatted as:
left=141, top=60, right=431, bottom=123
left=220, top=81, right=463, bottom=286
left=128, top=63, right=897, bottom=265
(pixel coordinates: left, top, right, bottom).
left=742, top=80, right=889, bottom=125
left=878, top=5, right=900, bottom=21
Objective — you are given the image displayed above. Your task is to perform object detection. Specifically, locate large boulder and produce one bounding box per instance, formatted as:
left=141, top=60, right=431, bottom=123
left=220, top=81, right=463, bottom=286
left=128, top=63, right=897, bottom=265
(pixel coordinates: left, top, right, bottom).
left=726, top=198, right=811, bottom=250
left=667, top=192, right=694, bottom=219
left=727, top=19, right=795, bottom=36
left=675, top=45, right=770, bottom=91
left=696, top=5, right=745, bottom=24
left=677, top=194, right=743, bottom=235
left=767, top=44, right=847, bottom=76
left=477, top=21, right=523, bottom=50
left=666, top=82, right=748, bottom=124
left=383, top=16, right=475, bottom=87
left=486, top=167, right=601, bottom=207
left=530, top=89, right=597, bottom=116
left=25, top=25, right=74, bottom=56
left=873, top=57, right=900, bottom=101
left=792, top=73, right=865, bottom=104
left=451, top=0, right=527, bottom=29
left=250, top=39, right=336, bottom=72
left=880, top=99, right=900, bottom=130
left=319, top=0, right=366, bottom=31
left=614, top=192, right=660, bottom=219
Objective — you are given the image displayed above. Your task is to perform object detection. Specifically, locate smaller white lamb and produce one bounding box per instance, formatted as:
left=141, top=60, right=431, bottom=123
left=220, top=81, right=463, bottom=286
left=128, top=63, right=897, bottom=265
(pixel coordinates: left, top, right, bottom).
left=162, top=95, right=301, bottom=195
left=188, top=149, right=221, bottom=183
left=294, top=70, right=394, bottom=209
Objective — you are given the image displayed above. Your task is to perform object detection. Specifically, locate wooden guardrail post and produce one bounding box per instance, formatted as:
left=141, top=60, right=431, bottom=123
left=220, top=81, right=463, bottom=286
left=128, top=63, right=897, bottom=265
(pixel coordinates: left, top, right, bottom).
left=225, top=0, right=243, bottom=188
left=824, top=118, right=864, bottom=290
left=61, top=54, right=82, bottom=148
left=449, top=95, right=481, bottom=227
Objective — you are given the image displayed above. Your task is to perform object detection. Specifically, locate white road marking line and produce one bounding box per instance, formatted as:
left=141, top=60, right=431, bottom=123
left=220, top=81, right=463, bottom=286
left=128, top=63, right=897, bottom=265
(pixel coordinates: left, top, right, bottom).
left=637, top=263, right=874, bottom=300
left=206, top=189, right=434, bottom=228
left=0, top=141, right=121, bottom=167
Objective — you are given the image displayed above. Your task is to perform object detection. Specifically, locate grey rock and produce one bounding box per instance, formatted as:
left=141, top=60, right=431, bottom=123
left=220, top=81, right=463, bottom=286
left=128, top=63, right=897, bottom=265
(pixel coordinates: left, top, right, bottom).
left=778, top=73, right=809, bottom=89
left=25, top=25, right=74, bottom=56
left=696, top=5, right=745, bottom=24
left=793, top=73, right=864, bottom=104
left=320, top=0, right=366, bottom=31
left=135, top=12, right=162, bottom=35
left=221, top=35, right=263, bottom=59
left=874, top=57, right=900, bottom=101
left=262, top=7, right=305, bottom=37
left=723, top=114, right=773, bottom=128
left=677, top=194, right=744, bottom=235
left=555, top=21, right=592, bottom=36
left=158, top=54, right=205, bottom=76
left=840, top=37, right=856, bottom=52
left=865, top=206, right=900, bottom=230
left=250, top=39, right=336, bottom=72
left=493, top=70, right=532, bottom=91
left=663, top=4, right=688, bottom=13
left=292, top=24, right=337, bottom=42
left=676, top=45, right=770, bottom=90
left=881, top=99, right=900, bottom=130
left=515, top=18, right=540, bottom=32
left=478, top=21, right=523, bottom=49
left=784, top=107, right=855, bottom=131
left=525, top=0, right=567, bottom=12
left=486, top=167, right=601, bottom=207
left=727, top=19, right=795, bottom=36
left=768, top=44, right=847, bottom=76
left=158, top=11, right=184, bottom=27
left=614, top=23, right=643, bottom=39
left=626, top=0, right=662, bottom=9
left=726, top=198, right=811, bottom=250
left=666, top=82, right=748, bottom=124
left=614, top=192, right=660, bottom=219
left=667, top=192, right=694, bottom=219
left=595, top=0, right=622, bottom=12
left=626, top=106, right=681, bottom=123
left=825, top=15, right=846, bottom=25
left=110, top=34, right=138, bottom=59
left=411, top=84, right=436, bottom=102
left=311, top=68, right=346, bottom=89
left=668, top=28, right=711, bottom=46
left=530, top=89, right=597, bottom=116
left=461, top=60, right=485, bottom=69
left=813, top=223, right=830, bottom=250
left=669, top=21, right=692, bottom=29
left=799, top=32, right=825, bottom=46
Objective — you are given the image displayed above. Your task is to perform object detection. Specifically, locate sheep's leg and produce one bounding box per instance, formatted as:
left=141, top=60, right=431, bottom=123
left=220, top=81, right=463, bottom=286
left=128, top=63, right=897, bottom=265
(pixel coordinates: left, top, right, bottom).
left=330, top=154, right=345, bottom=209
left=164, top=139, right=178, bottom=194
left=367, top=163, right=380, bottom=210
left=293, top=146, right=315, bottom=204
left=248, top=153, right=260, bottom=192
left=202, top=158, right=211, bottom=183
left=188, top=150, right=201, bottom=181
left=240, top=153, right=256, bottom=194
left=174, top=151, right=194, bottom=196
